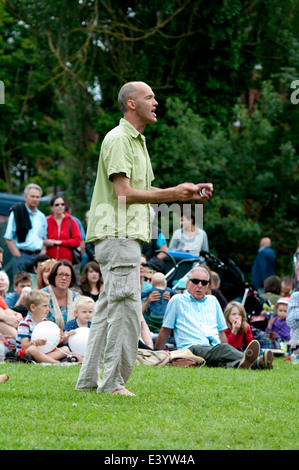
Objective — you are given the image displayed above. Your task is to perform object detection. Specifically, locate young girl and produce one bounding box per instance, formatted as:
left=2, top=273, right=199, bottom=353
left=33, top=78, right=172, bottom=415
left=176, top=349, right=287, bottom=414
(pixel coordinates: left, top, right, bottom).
left=79, top=261, right=103, bottom=302
left=224, top=300, right=274, bottom=369
left=224, top=301, right=254, bottom=351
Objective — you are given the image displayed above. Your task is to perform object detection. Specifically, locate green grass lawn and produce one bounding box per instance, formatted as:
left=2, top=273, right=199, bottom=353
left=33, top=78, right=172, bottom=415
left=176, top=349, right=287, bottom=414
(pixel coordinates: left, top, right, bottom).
left=0, top=357, right=298, bottom=451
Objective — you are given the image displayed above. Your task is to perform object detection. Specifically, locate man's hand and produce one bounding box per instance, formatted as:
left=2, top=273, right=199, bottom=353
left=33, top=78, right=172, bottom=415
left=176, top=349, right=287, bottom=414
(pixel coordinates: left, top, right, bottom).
left=172, top=183, right=213, bottom=202
left=197, top=183, right=214, bottom=201
left=113, top=173, right=213, bottom=204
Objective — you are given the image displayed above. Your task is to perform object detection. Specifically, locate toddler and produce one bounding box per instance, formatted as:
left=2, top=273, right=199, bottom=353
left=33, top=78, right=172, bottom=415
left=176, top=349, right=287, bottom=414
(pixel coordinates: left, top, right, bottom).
left=16, top=290, right=74, bottom=363
left=64, top=295, right=94, bottom=334
left=266, top=297, right=290, bottom=342
left=141, top=272, right=177, bottom=333
left=63, top=296, right=95, bottom=360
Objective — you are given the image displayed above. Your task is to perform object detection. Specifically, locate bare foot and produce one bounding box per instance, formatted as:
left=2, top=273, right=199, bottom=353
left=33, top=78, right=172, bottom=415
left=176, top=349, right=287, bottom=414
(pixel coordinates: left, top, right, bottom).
left=112, top=388, right=135, bottom=396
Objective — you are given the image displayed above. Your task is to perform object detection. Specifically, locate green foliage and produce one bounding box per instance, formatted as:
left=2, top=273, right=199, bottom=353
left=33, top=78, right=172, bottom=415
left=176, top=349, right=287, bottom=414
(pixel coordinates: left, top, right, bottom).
left=0, top=3, right=65, bottom=193
left=148, top=81, right=299, bottom=276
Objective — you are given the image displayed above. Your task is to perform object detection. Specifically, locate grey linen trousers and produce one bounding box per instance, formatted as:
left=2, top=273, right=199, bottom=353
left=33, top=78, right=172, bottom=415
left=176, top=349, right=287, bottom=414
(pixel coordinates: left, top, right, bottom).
left=76, top=237, right=141, bottom=393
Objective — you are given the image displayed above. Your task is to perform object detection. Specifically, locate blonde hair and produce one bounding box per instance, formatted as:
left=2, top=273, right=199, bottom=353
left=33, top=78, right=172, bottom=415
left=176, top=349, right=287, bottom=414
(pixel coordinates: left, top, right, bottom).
left=24, top=290, right=50, bottom=311
left=71, top=295, right=95, bottom=316
left=151, top=272, right=166, bottom=288
left=224, top=301, right=248, bottom=334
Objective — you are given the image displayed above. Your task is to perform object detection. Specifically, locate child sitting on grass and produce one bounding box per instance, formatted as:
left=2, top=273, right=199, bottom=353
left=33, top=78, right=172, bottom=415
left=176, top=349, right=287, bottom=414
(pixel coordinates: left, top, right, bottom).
left=62, top=296, right=95, bottom=360
left=16, top=290, right=76, bottom=364
left=64, top=295, right=94, bottom=333
left=224, top=300, right=274, bottom=369
left=224, top=300, right=254, bottom=351
left=265, top=297, right=291, bottom=342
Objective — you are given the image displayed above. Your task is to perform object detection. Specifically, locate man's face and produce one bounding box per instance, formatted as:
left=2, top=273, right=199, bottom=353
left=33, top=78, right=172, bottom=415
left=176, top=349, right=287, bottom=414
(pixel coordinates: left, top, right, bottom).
left=134, top=83, right=158, bottom=126
left=25, top=188, right=41, bottom=211
left=187, top=269, right=209, bottom=300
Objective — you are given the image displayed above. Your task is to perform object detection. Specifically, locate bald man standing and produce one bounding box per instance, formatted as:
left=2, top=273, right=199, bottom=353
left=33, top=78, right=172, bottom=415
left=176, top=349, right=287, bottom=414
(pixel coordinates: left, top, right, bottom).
left=76, top=81, right=213, bottom=396
left=251, top=237, right=276, bottom=290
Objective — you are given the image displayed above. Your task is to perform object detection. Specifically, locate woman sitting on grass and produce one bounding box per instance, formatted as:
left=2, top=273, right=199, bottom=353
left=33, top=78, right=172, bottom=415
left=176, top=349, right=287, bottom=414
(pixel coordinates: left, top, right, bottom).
left=40, top=260, right=80, bottom=329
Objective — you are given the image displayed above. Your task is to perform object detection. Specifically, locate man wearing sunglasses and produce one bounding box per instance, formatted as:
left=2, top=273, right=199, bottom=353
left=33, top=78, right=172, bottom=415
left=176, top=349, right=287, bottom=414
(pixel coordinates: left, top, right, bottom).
left=155, top=266, right=261, bottom=369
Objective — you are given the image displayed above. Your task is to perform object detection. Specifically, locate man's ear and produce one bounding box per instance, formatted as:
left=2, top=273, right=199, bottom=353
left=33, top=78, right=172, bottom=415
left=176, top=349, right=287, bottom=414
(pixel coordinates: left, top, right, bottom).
left=127, top=99, right=136, bottom=111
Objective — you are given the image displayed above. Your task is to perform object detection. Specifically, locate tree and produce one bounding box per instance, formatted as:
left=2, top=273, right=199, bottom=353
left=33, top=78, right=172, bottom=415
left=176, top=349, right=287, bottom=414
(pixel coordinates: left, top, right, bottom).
left=0, top=3, right=67, bottom=193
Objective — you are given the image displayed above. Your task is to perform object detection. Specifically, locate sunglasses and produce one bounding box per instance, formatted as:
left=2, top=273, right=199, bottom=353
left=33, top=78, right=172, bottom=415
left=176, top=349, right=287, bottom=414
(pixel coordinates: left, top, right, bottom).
left=189, top=278, right=209, bottom=286
left=54, top=203, right=65, bottom=207
left=144, top=276, right=152, bottom=282
left=140, top=263, right=148, bottom=267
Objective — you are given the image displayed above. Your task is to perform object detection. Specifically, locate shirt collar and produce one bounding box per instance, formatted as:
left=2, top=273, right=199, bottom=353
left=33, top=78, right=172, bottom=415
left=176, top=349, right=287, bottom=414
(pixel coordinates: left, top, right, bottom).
left=186, top=290, right=207, bottom=303
left=120, top=118, right=146, bottom=141
left=25, top=204, right=37, bottom=215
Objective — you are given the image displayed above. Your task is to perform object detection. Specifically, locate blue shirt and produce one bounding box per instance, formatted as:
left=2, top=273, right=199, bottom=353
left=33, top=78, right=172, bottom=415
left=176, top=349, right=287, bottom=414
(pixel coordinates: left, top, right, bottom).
left=4, top=291, right=19, bottom=308
left=64, top=318, right=91, bottom=331
left=162, top=291, right=227, bottom=349
left=141, top=287, right=177, bottom=333
left=4, top=205, right=47, bottom=251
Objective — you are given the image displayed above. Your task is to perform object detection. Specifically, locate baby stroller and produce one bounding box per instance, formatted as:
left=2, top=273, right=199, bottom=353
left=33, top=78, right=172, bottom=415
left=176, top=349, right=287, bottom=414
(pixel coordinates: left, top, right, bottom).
left=161, top=249, right=270, bottom=330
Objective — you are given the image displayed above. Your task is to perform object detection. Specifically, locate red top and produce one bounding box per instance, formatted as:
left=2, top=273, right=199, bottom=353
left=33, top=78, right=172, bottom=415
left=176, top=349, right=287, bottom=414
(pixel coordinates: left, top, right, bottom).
left=46, top=213, right=81, bottom=264
left=224, top=324, right=254, bottom=351
left=0, top=296, right=8, bottom=310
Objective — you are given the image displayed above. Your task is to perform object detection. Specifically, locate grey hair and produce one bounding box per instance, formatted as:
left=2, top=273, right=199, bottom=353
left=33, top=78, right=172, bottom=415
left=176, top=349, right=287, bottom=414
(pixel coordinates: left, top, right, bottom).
left=189, top=265, right=210, bottom=281
left=117, top=82, right=139, bottom=114
left=24, top=183, right=42, bottom=197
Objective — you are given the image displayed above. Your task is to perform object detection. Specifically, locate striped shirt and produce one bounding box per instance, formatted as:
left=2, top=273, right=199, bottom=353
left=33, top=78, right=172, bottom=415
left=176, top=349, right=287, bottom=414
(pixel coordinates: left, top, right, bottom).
left=162, top=291, right=227, bottom=349
left=16, top=313, right=48, bottom=351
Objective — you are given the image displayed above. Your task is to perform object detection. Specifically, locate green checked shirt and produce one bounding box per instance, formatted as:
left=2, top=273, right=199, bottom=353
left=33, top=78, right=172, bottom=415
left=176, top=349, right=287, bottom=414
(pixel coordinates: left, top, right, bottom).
left=86, top=118, right=155, bottom=244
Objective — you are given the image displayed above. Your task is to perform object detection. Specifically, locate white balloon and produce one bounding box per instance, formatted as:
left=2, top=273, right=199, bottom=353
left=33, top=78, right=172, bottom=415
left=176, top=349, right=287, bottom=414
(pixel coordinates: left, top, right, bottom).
left=68, top=327, right=90, bottom=356
left=31, top=321, right=60, bottom=354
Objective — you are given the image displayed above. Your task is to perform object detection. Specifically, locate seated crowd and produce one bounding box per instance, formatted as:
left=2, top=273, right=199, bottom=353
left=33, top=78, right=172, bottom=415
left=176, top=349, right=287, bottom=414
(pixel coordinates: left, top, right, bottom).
left=0, top=242, right=298, bottom=369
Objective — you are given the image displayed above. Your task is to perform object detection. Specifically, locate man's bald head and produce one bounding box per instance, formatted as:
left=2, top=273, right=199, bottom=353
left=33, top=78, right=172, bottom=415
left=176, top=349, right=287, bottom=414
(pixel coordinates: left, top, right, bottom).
left=260, top=237, right=271, bottom=248
left=118, top=82, right=147, bottom=114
